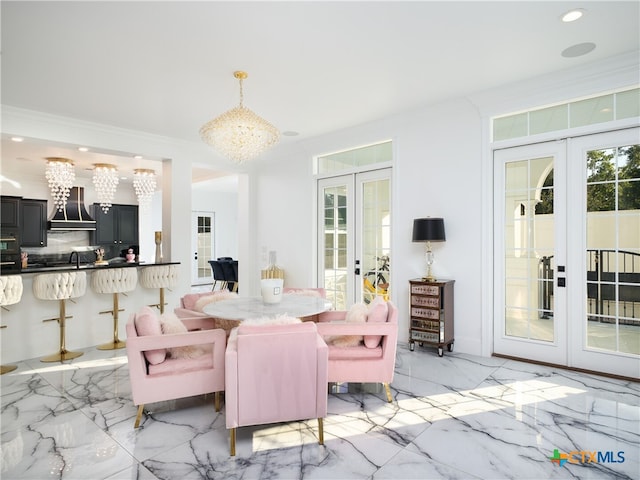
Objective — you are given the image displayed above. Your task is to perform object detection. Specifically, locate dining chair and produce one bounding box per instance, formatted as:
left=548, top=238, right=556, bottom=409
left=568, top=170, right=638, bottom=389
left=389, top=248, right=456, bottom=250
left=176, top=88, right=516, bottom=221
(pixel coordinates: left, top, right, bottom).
left=225, top=321, right=328, bottom=456
left=208, top=260, right=227, bottom=291
left=125, top=306, right=226, bottom=427
left=316, top=299, right=398, bottom=403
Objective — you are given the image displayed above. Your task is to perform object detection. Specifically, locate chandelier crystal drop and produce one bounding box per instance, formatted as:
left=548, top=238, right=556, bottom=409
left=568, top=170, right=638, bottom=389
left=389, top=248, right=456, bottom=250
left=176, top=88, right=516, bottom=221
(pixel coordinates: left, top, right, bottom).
left=200, top=71, right=280, bottom=164
left=92, top=163, right=119, bottom=214
left=133, top=169, right=156, bottom=209
left=45, top=157, right=75, bottom=212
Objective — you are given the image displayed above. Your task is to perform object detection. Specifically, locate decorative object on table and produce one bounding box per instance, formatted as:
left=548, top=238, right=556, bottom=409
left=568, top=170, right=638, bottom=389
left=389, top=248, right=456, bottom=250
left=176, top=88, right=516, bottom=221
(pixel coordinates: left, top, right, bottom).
left=261, top=250, right=284, bottom=280
left=261, top=278, right=284, bottom=304
left=412, top=217, right=446, bottom=282
left=199, top=70, right=280, bottom=164
left=133, top=168, right=156, bottom=209
left=126, top=248, right=136, bottom=263
left=45, top=157, right=75, bottom=212
left=94, top=247, right=108, bottom=266
left=154, top=231, right=163, bottom=263
left=92, top=163, right=119, bottom=213
left=20, top=251, right=28, bottom=269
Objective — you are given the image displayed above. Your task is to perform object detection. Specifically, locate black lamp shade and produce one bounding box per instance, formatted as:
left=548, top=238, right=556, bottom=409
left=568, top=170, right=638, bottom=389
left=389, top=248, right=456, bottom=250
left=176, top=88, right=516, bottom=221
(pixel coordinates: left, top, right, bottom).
left=412, top=218, right=446, bottom=242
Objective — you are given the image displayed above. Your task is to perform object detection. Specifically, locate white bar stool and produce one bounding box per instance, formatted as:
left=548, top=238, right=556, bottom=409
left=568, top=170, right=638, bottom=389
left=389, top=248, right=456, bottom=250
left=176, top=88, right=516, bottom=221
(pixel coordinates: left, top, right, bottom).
left=91, top=267, right=138, bottom=350
left=1, top=275, right=23, bottom=374
left=139, top=265, right=178, bottom=314
left=33, top=271, right=87, bottom=362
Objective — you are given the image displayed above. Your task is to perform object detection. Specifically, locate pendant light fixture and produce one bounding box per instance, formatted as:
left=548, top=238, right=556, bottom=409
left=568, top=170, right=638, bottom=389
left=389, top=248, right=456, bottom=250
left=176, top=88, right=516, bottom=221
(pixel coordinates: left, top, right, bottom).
left=199, top=71, right=280, bottom=163
left=92, top=163, right=119, bottom=213
left=45, top=157, right=75, bottom=212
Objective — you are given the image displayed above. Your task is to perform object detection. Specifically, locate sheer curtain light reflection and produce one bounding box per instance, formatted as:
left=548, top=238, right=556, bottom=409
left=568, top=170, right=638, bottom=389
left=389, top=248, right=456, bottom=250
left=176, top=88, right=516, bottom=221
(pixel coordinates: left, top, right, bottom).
left=200, top=71, right=280, bottom=164
left=45, top=157, right=75, bottom=212
left=133, top=168, right=156, bottom=209
left=92, top=163, right=119, bottom=213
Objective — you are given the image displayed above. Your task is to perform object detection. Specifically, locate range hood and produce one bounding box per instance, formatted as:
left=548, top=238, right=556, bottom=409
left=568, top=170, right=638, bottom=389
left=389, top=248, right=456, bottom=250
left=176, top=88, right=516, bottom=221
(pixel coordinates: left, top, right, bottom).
left=48, top=186, right=97, bottom=231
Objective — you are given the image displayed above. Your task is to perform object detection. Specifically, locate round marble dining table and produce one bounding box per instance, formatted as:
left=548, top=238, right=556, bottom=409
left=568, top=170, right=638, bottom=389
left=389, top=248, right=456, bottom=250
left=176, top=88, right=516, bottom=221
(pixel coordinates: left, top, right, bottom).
left=202, top=294, right=332, bottom=321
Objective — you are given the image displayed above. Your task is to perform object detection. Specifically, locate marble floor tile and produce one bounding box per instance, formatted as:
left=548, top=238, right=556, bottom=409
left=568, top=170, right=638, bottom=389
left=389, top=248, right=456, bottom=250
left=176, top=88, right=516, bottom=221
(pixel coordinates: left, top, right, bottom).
left=2, top=344, right=638, bottom=479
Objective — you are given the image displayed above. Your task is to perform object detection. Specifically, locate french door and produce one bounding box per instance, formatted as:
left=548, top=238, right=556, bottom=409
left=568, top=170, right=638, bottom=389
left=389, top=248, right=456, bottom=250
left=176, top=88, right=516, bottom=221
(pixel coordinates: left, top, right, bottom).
left=494, top=128, right=639, bottom=378
left=191, top=211, right=215, bottom=286
left=318, top=169, right=392, bottom=310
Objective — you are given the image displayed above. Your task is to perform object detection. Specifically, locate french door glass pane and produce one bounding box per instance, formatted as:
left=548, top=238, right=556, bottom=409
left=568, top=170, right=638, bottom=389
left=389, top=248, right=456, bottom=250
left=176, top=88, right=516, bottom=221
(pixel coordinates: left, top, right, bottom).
left=585, top=144, right=640, bottom=355
left=361, top=178, right=391, bottom=304
left=504, top=156, right=555, bottom=342
left=323, top=185, right=348, bottom=309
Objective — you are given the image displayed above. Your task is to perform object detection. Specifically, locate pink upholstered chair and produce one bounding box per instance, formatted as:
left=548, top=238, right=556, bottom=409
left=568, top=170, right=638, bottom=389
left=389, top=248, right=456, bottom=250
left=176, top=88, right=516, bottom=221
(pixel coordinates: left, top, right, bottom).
left=225, top=321, right=328, bottom=456
left=174, top=290, right=240, bottom=337
left=316, top=300, right=398, bottom=403
left=125, top=306, right=226, bottom=428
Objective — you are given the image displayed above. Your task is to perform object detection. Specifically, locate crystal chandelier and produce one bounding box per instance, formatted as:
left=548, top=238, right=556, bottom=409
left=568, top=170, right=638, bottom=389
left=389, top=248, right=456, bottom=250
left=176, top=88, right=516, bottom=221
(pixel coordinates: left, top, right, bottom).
left=45, top=157, right=75, bottom=212
left=92, top=163, right=119, bottom=214
left=133, top=168, right=156, bottom=209
left=199, top=71, right=280, bottom=164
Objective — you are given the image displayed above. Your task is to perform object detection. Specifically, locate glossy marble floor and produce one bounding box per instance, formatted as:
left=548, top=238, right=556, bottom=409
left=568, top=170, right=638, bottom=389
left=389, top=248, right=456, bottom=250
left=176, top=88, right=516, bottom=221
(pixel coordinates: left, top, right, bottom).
left=1, top=344, right=638, bottom=479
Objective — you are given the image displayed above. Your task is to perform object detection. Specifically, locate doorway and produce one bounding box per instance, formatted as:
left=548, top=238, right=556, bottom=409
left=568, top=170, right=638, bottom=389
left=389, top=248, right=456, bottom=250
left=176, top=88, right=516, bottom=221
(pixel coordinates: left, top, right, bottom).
left=191, top=211, right=215, bottom=286
left=317, top=168, right=392, bottom=310
left=493, top=128, right=639, bottom=378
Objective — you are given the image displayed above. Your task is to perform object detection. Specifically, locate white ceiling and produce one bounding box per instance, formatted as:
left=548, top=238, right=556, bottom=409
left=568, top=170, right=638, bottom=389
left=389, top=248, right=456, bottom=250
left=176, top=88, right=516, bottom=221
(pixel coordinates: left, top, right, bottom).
left=1, top=1, right=639, bottom=181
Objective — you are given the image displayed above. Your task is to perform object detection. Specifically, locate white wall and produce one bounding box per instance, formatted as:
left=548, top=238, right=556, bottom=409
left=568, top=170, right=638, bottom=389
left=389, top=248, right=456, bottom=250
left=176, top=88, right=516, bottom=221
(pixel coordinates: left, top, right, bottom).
left=244, top=98, right=484, bottom=354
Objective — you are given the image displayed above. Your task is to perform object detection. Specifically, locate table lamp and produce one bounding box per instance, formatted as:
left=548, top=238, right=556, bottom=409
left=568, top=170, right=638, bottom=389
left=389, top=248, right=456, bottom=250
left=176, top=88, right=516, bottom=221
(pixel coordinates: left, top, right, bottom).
left=412, top=217, right=446, bottom=281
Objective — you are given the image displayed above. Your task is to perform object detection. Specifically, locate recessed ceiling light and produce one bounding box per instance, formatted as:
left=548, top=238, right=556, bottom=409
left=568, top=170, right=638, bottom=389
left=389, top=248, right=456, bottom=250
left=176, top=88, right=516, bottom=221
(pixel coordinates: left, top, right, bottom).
left=11, top=137, right=24, bottom=142
left=133, top=155, right=143, bottom=160
left=282, top=131, right=299, bottom=137
left=78, top=147, right=89, bottom=152
left=561, top=42, right=596, bottom=58
left=561, top=9, right=585, bottom=22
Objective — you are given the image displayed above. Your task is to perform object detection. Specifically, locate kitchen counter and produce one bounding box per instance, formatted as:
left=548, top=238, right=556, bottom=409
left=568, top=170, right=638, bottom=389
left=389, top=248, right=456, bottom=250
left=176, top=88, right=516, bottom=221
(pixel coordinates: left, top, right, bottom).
left=14, top=261, right=180, bottom=275
left=0, top=261, right=185, bottom=363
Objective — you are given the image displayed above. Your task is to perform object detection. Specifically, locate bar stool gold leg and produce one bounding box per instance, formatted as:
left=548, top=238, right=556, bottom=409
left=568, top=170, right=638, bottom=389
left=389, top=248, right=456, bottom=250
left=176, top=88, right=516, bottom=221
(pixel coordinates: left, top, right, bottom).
left=41, top=299, right=83, bottom=362
left=0, top=325, right=17, bottom=374
left=97, top=293, right=126, bottom=350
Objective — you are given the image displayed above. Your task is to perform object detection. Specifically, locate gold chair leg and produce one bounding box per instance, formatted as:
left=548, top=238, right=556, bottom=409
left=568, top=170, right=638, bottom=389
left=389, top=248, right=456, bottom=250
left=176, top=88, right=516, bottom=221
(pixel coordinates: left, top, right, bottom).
left=98, top=293, right=126, bottom=350
left=318, top=418, right=324, bottom=445
left=134, top=404, right=145, bottom=428
left=384, top=383, right=393, bottom=403
left=214, top=391, right=221, bottom=412
left=1, top=364, right=17, bottom=375
left=41, top=299, right=83, bottom=362
left=230, top=428, right=236, bottom=456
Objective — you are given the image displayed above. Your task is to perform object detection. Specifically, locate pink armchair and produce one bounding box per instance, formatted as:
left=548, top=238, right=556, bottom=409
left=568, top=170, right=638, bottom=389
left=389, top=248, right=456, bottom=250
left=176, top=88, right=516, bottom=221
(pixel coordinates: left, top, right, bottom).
left=174, top=290, right=240, bottom=336
left=225, top=321, right=328, bottom=456
left=316, top=300, right=398, bottom=403
left=125, top=306, right=226, bottom=428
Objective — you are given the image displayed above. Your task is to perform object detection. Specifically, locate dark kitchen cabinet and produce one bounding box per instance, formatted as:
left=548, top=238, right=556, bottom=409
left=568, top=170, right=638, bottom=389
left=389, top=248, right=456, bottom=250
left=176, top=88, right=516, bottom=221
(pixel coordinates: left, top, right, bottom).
left=1, top=196, right=21, bottom=228
left=92, top=203, right=139, bottom=247
left=21, top=199, right=48, bottom=247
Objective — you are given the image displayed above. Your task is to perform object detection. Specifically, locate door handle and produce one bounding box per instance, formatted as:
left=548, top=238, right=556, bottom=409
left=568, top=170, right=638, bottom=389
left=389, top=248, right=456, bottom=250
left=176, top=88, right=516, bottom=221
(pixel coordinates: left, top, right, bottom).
left=354, top=259, right=360, bottom=275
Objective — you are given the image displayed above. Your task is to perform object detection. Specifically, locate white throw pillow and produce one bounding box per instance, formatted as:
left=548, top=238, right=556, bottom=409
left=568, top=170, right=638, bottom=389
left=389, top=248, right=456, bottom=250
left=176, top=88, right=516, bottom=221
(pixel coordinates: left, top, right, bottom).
left=161, top=312, right=207, bottom=359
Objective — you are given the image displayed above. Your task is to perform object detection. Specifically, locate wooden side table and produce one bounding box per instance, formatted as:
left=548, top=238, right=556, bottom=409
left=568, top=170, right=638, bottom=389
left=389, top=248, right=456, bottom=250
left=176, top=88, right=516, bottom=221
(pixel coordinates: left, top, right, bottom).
left=409, top=278, right=454, bottom=356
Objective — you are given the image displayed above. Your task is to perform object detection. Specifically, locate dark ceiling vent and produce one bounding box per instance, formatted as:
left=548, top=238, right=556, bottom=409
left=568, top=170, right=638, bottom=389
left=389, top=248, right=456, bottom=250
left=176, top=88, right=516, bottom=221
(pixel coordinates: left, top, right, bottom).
left=48, top=186, right=97, bottom=231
